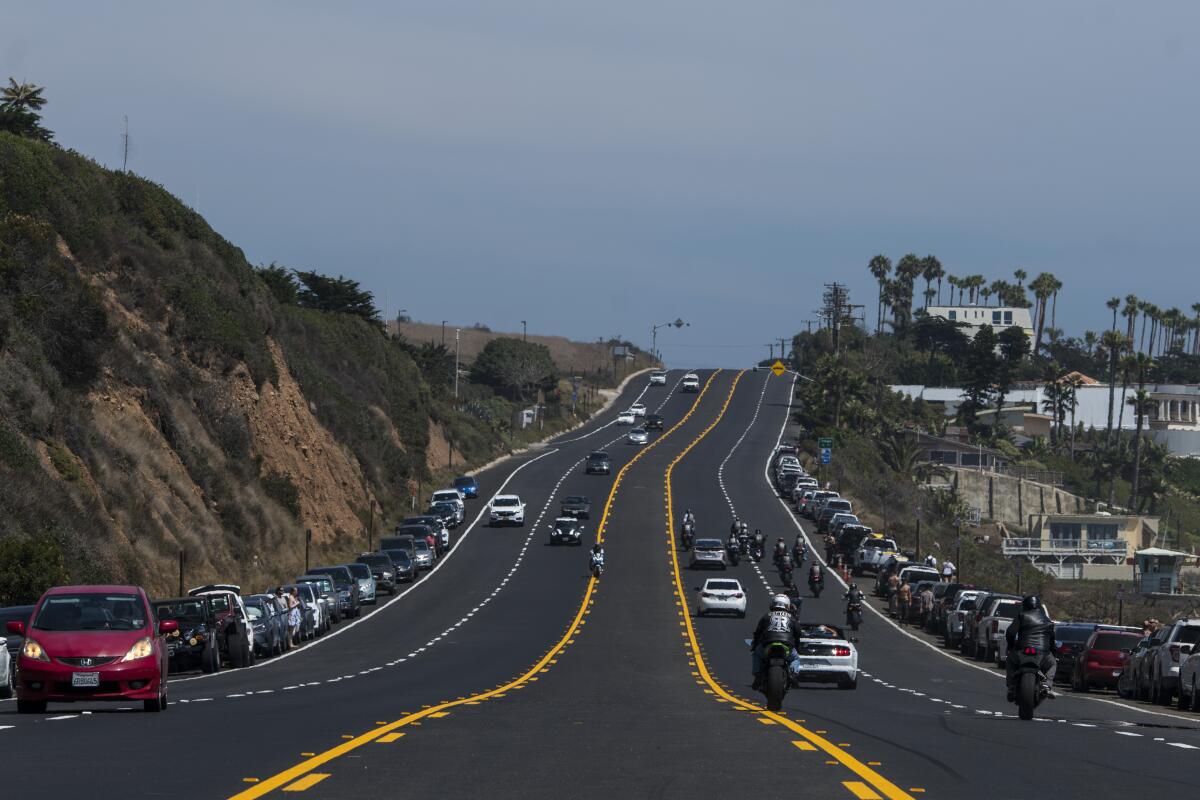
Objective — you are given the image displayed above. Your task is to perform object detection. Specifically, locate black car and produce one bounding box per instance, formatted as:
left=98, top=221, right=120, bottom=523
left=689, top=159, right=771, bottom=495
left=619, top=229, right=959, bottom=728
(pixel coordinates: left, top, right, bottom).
left=152, top=596, right=221, bottom=674
left=560, top=495, right=592, bottom=519
left=358, top=552, right=398, bottom=594
left=402, top=516, right=450, bottom=552
left=585, top=451, right=611, bottom=475
left=1053, top=622, right=1099, bottom=685
left=428, top=501, right=460, bottom=530
left=382, top=549, right=417, bottom=583
left=644, top=413, right=664, bottom=431
left=306, top=566, right=361, bottom=618
left=453, top=474, right=479, bottom=499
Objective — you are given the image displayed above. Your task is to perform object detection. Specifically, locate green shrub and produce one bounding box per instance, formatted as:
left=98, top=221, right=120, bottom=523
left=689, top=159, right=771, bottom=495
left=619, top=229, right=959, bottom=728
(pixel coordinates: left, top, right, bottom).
left=0, top=533, right=71, bottom=605
left=46, top=440, right=81, bottom=482
left=262, top=471, right=301, bottom=518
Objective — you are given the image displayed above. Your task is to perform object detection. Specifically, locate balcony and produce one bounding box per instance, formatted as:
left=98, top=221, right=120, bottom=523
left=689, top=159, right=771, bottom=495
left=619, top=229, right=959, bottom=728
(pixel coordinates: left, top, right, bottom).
left=1002, top=537, right=1128, bottom=559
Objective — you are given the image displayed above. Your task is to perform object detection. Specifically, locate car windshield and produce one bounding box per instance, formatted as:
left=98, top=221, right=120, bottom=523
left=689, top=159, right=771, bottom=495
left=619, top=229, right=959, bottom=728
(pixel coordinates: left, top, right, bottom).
left=959, top=599, right=977, bottom=611
left=154, top=599, right=206, bottom=624
left=359, top=556, right=390, bottom=568
left=1093, top=633, right=1139, bottom=650
left=346, top=564, right=372, bottom=579
left=706, top=581, right=740, bottom=591
left=454, top=477, right=475, bottom=487
left=245, top=603, right=266, bottom=620
left=414, top=541, right=430, bottom=553
left=1176, top=627, right=1200, bottom=645
left=563, top=496, right=587, bottom=504
left=34, top=593, right=146, bottom=632
left=797, top=624, right=843, bottom=640
left=433, top=492, right=458, bottom=501
left=1055, top=626, right=1094, bottom=643
left=493, top=498, right=519, bottom=507
left=695, top=539, right=723, bottom=549
left=384, top=550, right=412, bottom=565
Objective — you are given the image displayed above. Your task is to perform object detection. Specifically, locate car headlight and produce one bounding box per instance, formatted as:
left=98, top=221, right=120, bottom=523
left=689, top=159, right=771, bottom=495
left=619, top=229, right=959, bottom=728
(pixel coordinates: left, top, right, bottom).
left=188, top=637, right=199, bottom=646
left=22, top=638, right=51, bottom=662
left=121, top=637, right=154, bottom=662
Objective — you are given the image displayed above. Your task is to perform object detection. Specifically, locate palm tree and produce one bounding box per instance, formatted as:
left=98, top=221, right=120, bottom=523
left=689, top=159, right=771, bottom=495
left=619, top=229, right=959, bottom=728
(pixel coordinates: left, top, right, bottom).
left=1048, top=275, right=1063, bottom=330
left=1192, top=303, right=1200, bottom=354
left=979, top=285, right=993, bottom=306
left=1014, top=268, right=1027, bottom=289
left=1107, top=297, right=1121, bottom=334
left=921, top=255, right=944, bottom=308
left=893, top=253, right=923, bottom=328
left=868, top=255, right=892, bottom=335
left=1122, top=295, right=1139, bottom=351
left=1030, top=273, right=1056, bottom=355
left=1064, top=373, right=1083, bottom=461
left=1100, top=330, right=1127, bottom=450
left=1, top=78, right=47, bottom=112
left=924, top=287, right=936, bottom=308
left=948, top=275, right=961, bottom=305
left=1127, top=387, right=1155, bottom=510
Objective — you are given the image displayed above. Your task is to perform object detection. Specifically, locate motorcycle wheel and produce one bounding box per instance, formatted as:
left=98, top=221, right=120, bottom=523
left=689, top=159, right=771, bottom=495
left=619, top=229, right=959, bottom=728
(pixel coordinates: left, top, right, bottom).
left=765, top=665, right=787, bottom=712
left=1017, top=672, right=1037, bottom=720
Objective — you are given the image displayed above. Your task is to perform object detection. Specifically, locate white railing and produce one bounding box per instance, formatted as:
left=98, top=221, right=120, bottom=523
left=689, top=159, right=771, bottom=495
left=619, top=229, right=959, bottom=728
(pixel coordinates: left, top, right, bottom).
left=1002, top=538, right=1128, bottom=558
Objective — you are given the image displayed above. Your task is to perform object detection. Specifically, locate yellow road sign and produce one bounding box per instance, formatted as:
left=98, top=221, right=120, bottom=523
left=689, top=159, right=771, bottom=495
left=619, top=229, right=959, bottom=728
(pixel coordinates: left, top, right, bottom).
left=770, top=360, right=785, bottom=376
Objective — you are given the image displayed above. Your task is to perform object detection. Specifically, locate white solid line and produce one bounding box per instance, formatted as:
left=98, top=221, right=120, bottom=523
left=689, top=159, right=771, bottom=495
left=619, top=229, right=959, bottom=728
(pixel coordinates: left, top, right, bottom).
left=46, top=714, right=77, bottom=721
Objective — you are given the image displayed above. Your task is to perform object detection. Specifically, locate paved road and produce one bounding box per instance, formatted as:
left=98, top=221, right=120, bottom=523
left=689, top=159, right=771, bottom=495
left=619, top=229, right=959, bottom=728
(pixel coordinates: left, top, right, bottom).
left=4, top=368, right=1200, bottom=799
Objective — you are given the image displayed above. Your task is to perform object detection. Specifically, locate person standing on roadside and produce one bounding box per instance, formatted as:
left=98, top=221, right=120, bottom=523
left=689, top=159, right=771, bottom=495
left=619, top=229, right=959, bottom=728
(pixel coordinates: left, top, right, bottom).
left=287, top=587, right=302, bottom=646
left=897, top=581, right=912, bottom=625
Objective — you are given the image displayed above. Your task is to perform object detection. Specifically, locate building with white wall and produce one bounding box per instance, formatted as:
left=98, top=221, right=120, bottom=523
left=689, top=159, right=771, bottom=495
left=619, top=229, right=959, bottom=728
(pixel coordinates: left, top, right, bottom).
left=923, top=305, right=1034, bottom=339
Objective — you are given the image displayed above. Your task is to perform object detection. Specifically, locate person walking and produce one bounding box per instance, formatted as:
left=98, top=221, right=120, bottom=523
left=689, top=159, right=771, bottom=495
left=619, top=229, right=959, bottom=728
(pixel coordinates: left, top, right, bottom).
left=941, top=559, right=956, bottom=582
left=286, top=587, right=302, bottom=646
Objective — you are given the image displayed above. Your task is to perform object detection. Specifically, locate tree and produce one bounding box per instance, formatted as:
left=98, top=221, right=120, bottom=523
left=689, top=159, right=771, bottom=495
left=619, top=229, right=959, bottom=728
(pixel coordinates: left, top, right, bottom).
left=1030, top=272, right=1056, bottom=355
left=959, top=325, right=998, bottom=431
left=1127, top=387, right=1155, bottom=509
left=0, top=77, right=53, bottom=141
left=470, top=337, right=557, bottom=401
left=2, top=78, right=47, bottom=112
left=921, top=255, right=944, bottom=308
left=294, top=271, right=381, bottom=323
left=994, top=325, right=1030, bottom=426
left=891, top=254, right=923, bottom=332
left=1014, top=268, right=1027, bottom=289
left=0, top=534, right=71, bottom=605
left=255, top=263, right=299, bottom=305
left=1100, top=330, right=1127, bottom=449
left=868, top=255, right=892, bottom=334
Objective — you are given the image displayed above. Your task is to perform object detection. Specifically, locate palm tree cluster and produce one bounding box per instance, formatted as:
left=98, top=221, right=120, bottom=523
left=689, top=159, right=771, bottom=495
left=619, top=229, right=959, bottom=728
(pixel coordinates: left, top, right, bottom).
left=0, top=77, right=53, bottom=141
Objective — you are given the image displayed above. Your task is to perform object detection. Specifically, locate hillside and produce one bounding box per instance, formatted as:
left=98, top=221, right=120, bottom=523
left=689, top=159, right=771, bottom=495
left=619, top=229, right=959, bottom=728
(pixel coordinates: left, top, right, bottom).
left=391, top=320, right=656, bottom=383
left=0, top=133, right=590, bottom=601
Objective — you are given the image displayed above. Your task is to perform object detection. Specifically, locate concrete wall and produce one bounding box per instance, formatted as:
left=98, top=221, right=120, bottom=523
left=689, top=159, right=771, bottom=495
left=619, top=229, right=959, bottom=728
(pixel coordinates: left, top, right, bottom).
left=950, top=468, right=1088, bottom=532
left=1080, top=563, right=1135, bottom=581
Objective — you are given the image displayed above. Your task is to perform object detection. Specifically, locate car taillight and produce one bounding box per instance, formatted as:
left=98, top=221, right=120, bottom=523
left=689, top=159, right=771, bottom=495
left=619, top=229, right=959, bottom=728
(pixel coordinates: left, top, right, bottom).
left=700, top=592, right=712, bottom=598
left=990, top=620, right=998, bottom=634
left=1023, top=646, right=1038, bottom=655
left=734, top=593, right=744, bottom=599
left=834, top=646, right=851, bottom=657
left=1060, top=645, right=1073, bottom=655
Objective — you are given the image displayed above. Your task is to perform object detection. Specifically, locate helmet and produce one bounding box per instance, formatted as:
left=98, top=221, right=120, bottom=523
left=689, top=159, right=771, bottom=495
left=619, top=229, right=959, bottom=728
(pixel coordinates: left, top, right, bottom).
left=1022, top=595, right=1040, bottom=612
left=849, top=583, right=858, bottom=591
left=592, top=543, right=602, bottom=553
left=770, top=594, right=792, bottom=612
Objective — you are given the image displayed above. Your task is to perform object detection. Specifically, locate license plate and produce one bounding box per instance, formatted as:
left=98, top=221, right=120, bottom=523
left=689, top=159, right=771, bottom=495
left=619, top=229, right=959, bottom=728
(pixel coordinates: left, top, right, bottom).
left=72, top=671, right=100, bottom=688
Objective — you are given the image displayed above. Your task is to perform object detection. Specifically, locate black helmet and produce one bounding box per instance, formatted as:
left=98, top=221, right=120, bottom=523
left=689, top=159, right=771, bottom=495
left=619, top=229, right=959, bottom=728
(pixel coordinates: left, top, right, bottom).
left=1022, top=595, right=1040, bottom=611
left=849, top=583, right=858, bottom=591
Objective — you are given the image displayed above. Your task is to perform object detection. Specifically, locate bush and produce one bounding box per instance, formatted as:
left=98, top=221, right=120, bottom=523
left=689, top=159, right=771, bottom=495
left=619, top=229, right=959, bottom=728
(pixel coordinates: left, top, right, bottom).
left=262, top=471, right=301, bottom=518
left=46, top=440, right=81, bottom=482
left=0, top=534, right=71, bottom=605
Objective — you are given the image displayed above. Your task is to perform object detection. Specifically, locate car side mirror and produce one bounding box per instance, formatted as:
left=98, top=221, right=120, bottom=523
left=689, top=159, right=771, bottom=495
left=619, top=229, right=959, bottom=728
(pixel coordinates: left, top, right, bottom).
left=1182, top=644, right=1194, bottom=656
left=159, top=619, right=179, bottom=635
left=6, top=620, right=26, bottom=636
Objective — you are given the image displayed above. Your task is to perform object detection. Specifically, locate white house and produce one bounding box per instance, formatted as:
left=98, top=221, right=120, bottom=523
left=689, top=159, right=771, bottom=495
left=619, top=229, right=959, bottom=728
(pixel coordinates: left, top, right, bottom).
left=924, top=305, right=1034, bottom=339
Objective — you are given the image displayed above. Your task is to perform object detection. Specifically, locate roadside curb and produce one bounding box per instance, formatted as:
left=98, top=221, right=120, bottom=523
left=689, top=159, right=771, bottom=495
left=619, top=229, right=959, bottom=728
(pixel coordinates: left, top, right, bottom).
left=463, top=368, right=654, bottom=476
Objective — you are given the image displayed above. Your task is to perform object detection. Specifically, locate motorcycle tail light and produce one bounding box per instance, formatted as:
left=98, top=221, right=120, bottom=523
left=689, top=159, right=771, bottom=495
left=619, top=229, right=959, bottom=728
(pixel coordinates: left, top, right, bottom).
left=1023, top=647, right=1038, bottom=656
left=834, top=646, right=851, bottom=657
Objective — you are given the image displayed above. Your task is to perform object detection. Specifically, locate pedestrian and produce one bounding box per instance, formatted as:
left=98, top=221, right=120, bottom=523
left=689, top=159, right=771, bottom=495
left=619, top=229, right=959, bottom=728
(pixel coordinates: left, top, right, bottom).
left=919, top=584, right=936, bottom=628
left=924, top=553, right=937, bottom=568
left=886, top=572, right=901, bottom=615
left=287, top=587, right=302, bottom=646
left=897, top=582, right=912, bottom=625
left=941, top=559, right=956, bottom=582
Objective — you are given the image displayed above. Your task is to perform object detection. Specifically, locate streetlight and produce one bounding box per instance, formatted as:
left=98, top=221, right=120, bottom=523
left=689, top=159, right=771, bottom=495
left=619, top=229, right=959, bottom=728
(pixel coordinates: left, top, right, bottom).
left=454, top=328, right=461, bottom=399
left=441, top=321, right=447, bottom=345
left=651, top=318, right=689, bottom=363
left=521, top=320, right=527, bottom=342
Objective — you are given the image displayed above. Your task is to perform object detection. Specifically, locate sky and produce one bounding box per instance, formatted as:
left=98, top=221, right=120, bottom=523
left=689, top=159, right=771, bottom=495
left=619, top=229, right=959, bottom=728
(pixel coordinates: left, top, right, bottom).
left=7, top=2, right=1200, bottom=367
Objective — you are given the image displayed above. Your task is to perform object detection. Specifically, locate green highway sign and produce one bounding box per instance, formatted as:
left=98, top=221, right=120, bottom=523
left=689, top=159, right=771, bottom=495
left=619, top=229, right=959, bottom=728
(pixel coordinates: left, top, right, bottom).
left=818, top=437, right=833, bottom=449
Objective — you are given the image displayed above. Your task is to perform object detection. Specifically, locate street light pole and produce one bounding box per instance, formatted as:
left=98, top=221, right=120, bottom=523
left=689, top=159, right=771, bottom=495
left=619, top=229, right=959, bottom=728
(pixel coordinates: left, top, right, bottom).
left=454, top=328, right=461, bottom=399
left=522, top=320, right=527, bottom=342
left=441, top=321, right=447, bottom=345
left=652, top=318, right=688, bottom=363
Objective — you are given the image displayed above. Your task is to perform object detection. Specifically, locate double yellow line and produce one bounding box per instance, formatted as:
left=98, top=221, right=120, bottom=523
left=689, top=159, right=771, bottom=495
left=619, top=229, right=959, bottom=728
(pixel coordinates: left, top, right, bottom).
left=229, top=371, right=724, bottom=799
left=663, top=371, right=915, bottom=800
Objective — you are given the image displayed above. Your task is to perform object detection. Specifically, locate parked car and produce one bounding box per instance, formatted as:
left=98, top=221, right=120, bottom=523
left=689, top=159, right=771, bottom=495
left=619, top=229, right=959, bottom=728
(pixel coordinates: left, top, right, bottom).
left=585, top=451, right=612, bottom=475
left=295, top=575, right=340, bottom=624
left=430, top=489, right=466, bottom=523
left=816, top=500, right=853, bottom=533
left=429, top=500, right=461, bottom=530
left=1052, top=623, right=1099, bottom=685
left=412, top=539, right=436, bottom=571
left=960, top=592, right=1017, bottom=659
left=696, top=578, right=746, bottom=617
left=1175, top=640, right=1200, bottom=710
left=548, top=517, right=584, bottom=546
left=644, top=413, right=664, bottom=431
left=305, top=567, right=361, bottom=618
left=381, top=549, right=417, bottom=584
left=972, top=595, right=1023, bottom=664
left=152, top=596, right=221, bottom=674
left=8, top=584, right=175, bottom=713
left=803, top=491, right=840, bottom=519
left=627, top=427, right=649, bottom=445
left=188, top=584, right=255, bottom=668
left=0, top=629, right=9, bottom=699
left=853, top=535, right=898, bottom=576
left=649, top=370, right=667, bottom=386
left=0, top=604, right=35, bottom=696
left=401, top=516, right=449, bottom=552
left=1146, top=618, right=1200, bottom=705
left=689, top=538, right=728, bottom=570
left=789, top=477, right=819, bottom=503
left=1127, top=632, right=1164, bottom=701
left=827, top=513, right=861, bottom=540
left=944, top=590, right=983, bottom=650
left=281, top=583, right=324, bottom=638
left=245, top=594, right=288, bottom=657
left=560, top=495, right=592, bottom=519
left=1073, top=629, right=1141, bottom=692
left=489, top=495, right=526, bottom=526
left=357, top=552, right=398, bottom=595
left=453, top=474, right=479, bottom=499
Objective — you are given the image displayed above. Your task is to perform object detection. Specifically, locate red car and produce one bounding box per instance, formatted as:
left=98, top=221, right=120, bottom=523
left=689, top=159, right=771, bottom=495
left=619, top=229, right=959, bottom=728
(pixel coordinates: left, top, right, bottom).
left=1071, top=629, right=1142, bottom=692
left=6, top=584, right=176, bottom=713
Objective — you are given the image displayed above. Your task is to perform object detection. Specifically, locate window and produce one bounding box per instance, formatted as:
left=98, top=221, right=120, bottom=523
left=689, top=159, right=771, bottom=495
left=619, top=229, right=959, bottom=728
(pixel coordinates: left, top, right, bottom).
left=1088, top=523, right=1118, bottom=541
left=992, top=310, right=1002, bottom=325
left=960, top=453, right=980, bottom=466
left=1004, top=311, right=1013, bottom=325
left=948, top=310, right=957, bottom=321
left=1050, top=522, right=1082, bottom=547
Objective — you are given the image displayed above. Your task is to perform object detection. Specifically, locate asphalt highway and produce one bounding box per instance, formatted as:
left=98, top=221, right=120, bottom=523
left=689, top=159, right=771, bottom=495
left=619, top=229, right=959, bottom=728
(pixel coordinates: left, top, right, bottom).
left=4, top=369, right=1200, bottom=799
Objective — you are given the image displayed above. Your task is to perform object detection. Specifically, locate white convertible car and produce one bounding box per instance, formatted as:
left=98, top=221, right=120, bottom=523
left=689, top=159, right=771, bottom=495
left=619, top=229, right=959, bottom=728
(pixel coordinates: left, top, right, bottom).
left=790, top=622, right=859, bottom=690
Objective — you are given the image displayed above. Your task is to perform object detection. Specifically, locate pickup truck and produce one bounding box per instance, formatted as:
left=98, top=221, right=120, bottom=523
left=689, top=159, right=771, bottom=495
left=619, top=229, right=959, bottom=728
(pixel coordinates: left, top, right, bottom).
left=853, top=536, right=898, bottom=576
left=944, top=589, right=983, bottom=649
left=972, top=595, right=1023, bottom=664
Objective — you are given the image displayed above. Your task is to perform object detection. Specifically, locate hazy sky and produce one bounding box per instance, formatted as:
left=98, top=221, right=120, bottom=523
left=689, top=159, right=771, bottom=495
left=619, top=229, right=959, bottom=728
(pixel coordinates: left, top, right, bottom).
left=7, top=2, right=1199, bottom=367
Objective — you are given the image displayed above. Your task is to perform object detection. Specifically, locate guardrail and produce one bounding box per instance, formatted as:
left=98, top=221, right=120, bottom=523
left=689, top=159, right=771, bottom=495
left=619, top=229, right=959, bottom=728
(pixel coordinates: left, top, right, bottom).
left=994, top=465, right=1065, bottom=486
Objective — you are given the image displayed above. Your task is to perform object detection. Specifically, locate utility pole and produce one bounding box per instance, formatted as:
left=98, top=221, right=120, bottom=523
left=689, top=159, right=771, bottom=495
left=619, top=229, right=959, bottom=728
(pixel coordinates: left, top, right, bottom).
left=779, top=338, right=788, bottom=364
left=441, top=321, right=447, bottom=345
left=766, top=343, right=775, bottom=362
left=453, top=328, right=461, bottom=399
left=304, top=529, right=312, bottom=574
left=122, top=115, right=130, bottom=173
left=522, top=320, right=527, bottom=342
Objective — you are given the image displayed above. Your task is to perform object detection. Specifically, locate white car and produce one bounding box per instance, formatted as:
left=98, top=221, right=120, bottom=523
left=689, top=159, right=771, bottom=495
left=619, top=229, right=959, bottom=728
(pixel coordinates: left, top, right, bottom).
left=629, top=402, right=647, bottom=417
left=627, top=427, right=648, bottom=445
left=681, top=373, right=700, bottom=393
left=696, top=578, right=747, bottom=617
left=649, top=370, right=667, bottom=386
left=0, top=635, right=11, bottom=699
left=616, top=410, right=636, bottom=425
left=790, top=622, right=859, bottom=690
left=488, top=495, right=526, bottom=527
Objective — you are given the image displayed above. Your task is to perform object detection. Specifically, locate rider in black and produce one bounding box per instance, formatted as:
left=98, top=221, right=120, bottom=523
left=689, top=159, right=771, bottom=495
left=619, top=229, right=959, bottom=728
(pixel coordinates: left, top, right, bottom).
left=750, top=594, right=801, bottom=690
left=1004, top=595, right=1057, bottom=700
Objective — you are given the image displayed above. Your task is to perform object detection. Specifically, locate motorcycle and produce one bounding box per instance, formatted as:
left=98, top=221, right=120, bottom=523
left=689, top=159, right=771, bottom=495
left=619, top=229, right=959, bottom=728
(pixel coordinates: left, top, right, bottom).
left=1012, top=645, right=1051, bottom=720
left=808, top=573, right=824, bottom=598
left=792, top=543, right=807, bottom=566
left=846, top=600, right=864, bottom=631
left=761, top=641, right=792, bottom=712
left=681, top=523, right=695, bottom=551
left=590, top=554, right=605, bottom=579
left=780, top=565, right=797, bottom=597
left=737, top=532, right=750, bottom=555
left=750, top=542, right=764, bottom=563
left=726, top=541, right=741, bottom=567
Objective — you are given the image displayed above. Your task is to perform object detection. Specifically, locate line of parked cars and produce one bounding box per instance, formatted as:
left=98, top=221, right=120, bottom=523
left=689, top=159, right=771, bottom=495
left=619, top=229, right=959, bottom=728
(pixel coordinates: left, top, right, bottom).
left=1, top=476, right=483, bottom=715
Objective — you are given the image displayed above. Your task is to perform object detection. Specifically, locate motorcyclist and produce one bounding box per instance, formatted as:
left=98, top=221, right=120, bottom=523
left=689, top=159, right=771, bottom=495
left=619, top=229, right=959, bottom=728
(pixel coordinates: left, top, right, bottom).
left=730, top=516, right=742, bottom=537
left=807, top=563, right=824, bottom=594
left=1004, top=595, right=1057, bottom=701
left=589, top=543, right=605, bottom=576
left=684, top=508, right=695, bottom=526
left=751, top=529, right=765, bottom=558
left=792, top=536, right=807, bottom=563
left=749, top=594, right=802, bottom=691
left=844, top=583, right=865, bottom=627
left=774, top=537, right=787, bottom=557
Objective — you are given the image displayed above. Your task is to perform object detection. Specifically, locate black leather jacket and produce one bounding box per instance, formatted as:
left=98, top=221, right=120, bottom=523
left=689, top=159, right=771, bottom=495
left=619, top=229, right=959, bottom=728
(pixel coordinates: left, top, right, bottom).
left=1005, top=606, right=1055, bottom=653
left=752, top=609, right=800, bottom=649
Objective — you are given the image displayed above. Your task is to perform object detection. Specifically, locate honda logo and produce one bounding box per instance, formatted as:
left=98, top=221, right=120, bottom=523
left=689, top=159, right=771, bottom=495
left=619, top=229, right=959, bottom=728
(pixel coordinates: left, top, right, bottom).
left=79, top=657, right=93, bottom=667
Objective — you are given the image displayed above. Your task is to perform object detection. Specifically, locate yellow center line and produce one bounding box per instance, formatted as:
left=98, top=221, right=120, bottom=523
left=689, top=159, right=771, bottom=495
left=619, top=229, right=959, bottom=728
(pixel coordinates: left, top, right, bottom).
left=227, top=371, right=724, bottom=800
left=281, top=774, right=330, bottom=792
left=662, top=371, right=914, bottom=800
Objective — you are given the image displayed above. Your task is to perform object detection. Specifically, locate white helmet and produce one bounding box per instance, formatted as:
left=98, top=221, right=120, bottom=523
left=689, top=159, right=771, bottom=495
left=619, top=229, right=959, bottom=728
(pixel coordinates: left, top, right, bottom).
left=770, top=594, right=792, bottom=612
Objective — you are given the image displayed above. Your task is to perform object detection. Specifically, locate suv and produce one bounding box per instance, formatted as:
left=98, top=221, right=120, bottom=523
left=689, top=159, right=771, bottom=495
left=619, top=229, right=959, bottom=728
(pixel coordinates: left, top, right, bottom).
left=1052, top=623, right=1099, bottom=685
left=153, top=596, right=222, bottom=674
left=689, top=538, right=728, bottom=570
left=453, top=474, right=479, bottom=499
left=489, top=495, right=526, bottom=526
left=431, top=489, right=465, bottom=523
left=1146, top=618, right=1200, bottom=705
left=944, top=589, right=983, bottom=649
left=187, top=585, right=255, bottom=668
left=0, top=605, right=34, bottom=697
left=649, top=370, right=668, bottom=386
left=585, top=451, right=611, bottom=475
left=560, top=495, right=592, bottom=519
left=644, top=413, right=664, bottom=431
left=305, top=567, right=361, bottom=618
left=296, top=575, right=340, bottom=624
left=381, top=549, right=417, bottom=584
left=853, top=536, right=898, bottom=576
left=681, top=373, right=700, bottom=393
left=803, top=491, right=840, bottom=519
left=357, top=553, right=397, bottom=595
